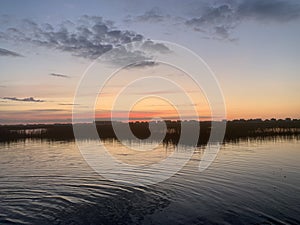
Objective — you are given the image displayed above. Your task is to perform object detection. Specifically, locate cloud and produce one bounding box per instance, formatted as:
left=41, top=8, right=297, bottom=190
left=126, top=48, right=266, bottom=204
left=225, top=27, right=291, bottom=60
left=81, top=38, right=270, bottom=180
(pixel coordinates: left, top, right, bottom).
left=124, top=1, right=300, bottom=41
left=29, top=109, right=66, bottom=112
left=100, top=45, right=151, bottom=66
left=185, top=0, right=300, bottom=40
left=127, top=60, right=159, bottom=68
left=135, top=7, right=167, bottom=23
left=129, top=89, right=198, bottom=96
left=98, top=40, right=171, bottom=67
left=58, top=103, right=80, bottom=106
left=237, top=0, right=300, bottom=22
left=185, top=2, right=241, bottom=41
left=49, top=73, right=70, bottom=78
left=0, top=15, right=170, bottom=63
left=141, top=40, right=171, bottom=54
left=148, top=103, right=199, bottom=107
left=0, top=47, right=23, bottom=57
left=1, top=97, right=45, bottom=102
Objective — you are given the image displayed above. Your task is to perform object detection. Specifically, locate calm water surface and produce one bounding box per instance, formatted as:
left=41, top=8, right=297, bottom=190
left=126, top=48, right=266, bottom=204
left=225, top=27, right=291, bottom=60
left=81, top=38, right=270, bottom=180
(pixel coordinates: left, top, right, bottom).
left=0, top=138, right=299, bottom=224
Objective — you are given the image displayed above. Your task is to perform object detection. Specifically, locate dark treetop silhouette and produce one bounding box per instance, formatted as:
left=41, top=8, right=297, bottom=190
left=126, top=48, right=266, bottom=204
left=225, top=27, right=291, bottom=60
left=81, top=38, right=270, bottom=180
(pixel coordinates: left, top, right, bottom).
left=0, top=118, right=299, bottom=145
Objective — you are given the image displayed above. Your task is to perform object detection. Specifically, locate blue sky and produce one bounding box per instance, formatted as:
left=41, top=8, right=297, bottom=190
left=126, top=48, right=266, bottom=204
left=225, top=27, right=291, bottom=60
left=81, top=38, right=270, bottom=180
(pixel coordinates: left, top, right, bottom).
left=0, top=0, right=300, bottom=123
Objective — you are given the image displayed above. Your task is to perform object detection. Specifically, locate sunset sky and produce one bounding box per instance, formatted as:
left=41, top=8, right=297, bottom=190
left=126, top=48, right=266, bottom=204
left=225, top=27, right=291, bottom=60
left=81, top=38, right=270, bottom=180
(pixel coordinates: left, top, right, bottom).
left=0, top=0, right=299, bottom=124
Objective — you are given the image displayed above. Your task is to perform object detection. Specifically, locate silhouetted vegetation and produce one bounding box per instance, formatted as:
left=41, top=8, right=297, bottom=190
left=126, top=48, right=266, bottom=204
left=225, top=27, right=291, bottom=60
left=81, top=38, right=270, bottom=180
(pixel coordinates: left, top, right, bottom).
left=0, top=118, right=299, bottom=145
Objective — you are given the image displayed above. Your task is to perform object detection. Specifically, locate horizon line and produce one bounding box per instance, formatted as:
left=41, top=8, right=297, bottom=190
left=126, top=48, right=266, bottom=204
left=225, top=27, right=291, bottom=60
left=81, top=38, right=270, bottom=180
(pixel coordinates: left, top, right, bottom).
left=0, top=117, right=299, bottom=126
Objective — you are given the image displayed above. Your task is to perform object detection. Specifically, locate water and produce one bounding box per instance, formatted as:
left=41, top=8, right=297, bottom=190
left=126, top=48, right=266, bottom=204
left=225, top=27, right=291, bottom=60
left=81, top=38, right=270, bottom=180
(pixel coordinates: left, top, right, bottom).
left=0, top=138, right=299, bottom=224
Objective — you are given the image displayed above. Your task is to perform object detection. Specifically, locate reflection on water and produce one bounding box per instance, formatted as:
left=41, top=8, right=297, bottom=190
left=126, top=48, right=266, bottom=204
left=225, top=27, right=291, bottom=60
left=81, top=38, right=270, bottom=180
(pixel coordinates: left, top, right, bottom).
left=0, top=138, right=299, bottom=224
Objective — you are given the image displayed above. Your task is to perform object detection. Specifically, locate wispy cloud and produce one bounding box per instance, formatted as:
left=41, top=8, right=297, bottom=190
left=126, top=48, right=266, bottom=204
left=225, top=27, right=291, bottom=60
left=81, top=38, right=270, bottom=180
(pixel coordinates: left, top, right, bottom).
left=49, top=73, right=70, bottom=78
left=0, top=47, right=23, bottom=57
left=1, top=97, right=45, bottom=102
left=29, top=109, right=66, bottom=112
left=149, top=103, right=199, bottom=107
left=129, top=89, right=199, bottom=96
left=58, top=103, right=80, bottom=106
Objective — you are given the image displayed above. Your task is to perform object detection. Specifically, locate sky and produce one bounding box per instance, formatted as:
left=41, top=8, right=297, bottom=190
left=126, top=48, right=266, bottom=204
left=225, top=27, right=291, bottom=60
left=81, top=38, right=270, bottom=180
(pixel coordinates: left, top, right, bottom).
left=0, top=0, right=300, bottom=124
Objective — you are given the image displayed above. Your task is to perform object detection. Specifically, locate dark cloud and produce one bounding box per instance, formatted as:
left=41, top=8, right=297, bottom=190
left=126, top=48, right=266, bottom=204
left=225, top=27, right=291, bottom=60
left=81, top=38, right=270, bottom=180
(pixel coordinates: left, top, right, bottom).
left=99, top=40, right=171, bottom=67
left=1, top=97, right=45, bottom=102
left=136, top=7, right=166, bottom=23
left=185, top=0, right=300, bottom=40
left=185, top=2, right=241, bottom=41
left=0, top=47, right=23, bottom=57
left=141, top=40, right=171, bottom=54
left=124, top=1, right=300, bottom=41
left=214, top=26, right=231, bottom=39
left=237, top=0, right=300, bottom=22
left=0, top=15, right=170, bottom=62
left=128, top=61, right=159, bottom=68
left=100, top=46, right=151, bottom=66
left=49, top=73, right=70, bottom=78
